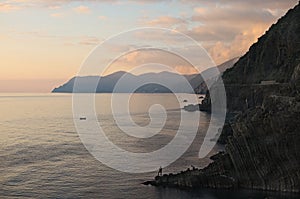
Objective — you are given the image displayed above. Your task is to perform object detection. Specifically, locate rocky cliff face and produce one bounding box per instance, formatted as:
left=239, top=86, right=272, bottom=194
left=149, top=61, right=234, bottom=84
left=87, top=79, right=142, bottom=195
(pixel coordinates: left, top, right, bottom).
left=225, top=95, right=300, bottom=192
left=146, top=2, right=300, bottom=193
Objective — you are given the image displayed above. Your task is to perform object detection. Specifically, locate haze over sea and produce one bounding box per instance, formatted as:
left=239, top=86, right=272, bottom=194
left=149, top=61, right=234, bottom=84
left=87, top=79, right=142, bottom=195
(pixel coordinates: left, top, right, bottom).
left=0, top=93, right=297, bottom=199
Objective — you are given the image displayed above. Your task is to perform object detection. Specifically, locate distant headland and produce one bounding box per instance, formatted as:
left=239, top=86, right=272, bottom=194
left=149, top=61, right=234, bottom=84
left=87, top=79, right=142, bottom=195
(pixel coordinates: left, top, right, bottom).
left=52, top=58, right=238, bottom=94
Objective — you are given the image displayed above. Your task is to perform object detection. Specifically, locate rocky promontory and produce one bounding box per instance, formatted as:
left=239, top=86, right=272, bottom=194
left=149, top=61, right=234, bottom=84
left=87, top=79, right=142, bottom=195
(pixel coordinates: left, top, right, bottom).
left=146, top=95, right=300, bottom=192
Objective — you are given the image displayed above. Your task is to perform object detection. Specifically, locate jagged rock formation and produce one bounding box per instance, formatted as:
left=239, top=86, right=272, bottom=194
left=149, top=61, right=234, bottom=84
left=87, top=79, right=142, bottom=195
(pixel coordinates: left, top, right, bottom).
left=145, top=2, right=300, bottom=193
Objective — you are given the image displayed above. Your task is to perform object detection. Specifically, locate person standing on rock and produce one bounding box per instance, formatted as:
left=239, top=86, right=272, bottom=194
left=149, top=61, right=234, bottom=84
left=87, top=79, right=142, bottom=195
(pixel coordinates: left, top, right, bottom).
left=157, top=167, right=162, bottom=177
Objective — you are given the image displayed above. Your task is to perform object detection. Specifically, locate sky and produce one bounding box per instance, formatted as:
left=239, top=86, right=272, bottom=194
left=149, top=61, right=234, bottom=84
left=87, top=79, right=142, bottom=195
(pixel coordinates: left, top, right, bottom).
left=0, top=0, right=299, bottom=92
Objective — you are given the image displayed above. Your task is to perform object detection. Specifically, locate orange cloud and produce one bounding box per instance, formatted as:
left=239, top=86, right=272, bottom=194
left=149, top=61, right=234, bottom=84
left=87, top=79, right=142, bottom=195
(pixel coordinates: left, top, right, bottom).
left=194, top=7, right=206, bottom=15
left=48, top=5, right=60, bottom=10
left=146, top=16, right=186, bottom=27
left=50, top=13, right=63, bottom=18
left=0, top=2, right=20, bottom=12
left=105, top=49, right=199, bottom=75
left=73, top=5, right=90, bottom=14
left=78, top=36, right=100, bottom=46
left=208, top=24, right=270, bottom=64
left=98, top=15, right=107, bottom=20
left=180, top=3, right=295, bottom=64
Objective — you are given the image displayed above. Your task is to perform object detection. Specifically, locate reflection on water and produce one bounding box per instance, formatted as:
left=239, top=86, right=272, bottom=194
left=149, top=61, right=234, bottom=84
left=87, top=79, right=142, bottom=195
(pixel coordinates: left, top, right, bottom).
left=0, top=93, right=298, bottom=198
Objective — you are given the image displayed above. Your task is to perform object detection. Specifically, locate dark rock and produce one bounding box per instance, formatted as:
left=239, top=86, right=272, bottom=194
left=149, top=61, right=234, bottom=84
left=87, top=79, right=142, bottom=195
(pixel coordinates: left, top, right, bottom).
left=212, top=122, right=233, bottom=145
left=183, top=104, right=199, bottom=112
left=142, top=181, right=156, bottom=186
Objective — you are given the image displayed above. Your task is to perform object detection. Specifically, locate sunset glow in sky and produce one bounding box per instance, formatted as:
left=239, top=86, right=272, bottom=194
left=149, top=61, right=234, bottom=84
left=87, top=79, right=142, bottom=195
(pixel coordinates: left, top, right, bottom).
left=0, top=0, right=298, bottom=92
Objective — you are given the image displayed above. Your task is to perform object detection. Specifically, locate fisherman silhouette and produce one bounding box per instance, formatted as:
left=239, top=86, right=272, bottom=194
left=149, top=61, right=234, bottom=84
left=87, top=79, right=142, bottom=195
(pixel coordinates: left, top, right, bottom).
left=157, top=167, right=163, bottom=177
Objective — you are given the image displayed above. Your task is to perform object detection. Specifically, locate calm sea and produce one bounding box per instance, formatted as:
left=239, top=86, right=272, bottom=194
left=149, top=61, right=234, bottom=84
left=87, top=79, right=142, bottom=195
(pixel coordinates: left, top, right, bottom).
left=0, top=93, right=297, bottom=199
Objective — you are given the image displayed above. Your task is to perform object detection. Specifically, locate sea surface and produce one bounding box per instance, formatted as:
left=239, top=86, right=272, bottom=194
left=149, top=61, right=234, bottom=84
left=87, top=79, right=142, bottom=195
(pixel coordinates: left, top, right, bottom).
left=0, top=93, right=298, bottom=199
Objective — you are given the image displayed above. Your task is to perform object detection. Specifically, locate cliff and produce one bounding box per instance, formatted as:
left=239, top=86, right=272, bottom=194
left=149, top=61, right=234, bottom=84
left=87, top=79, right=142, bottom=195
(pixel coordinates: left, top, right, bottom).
left=145, top=2, right=300, bottom=193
